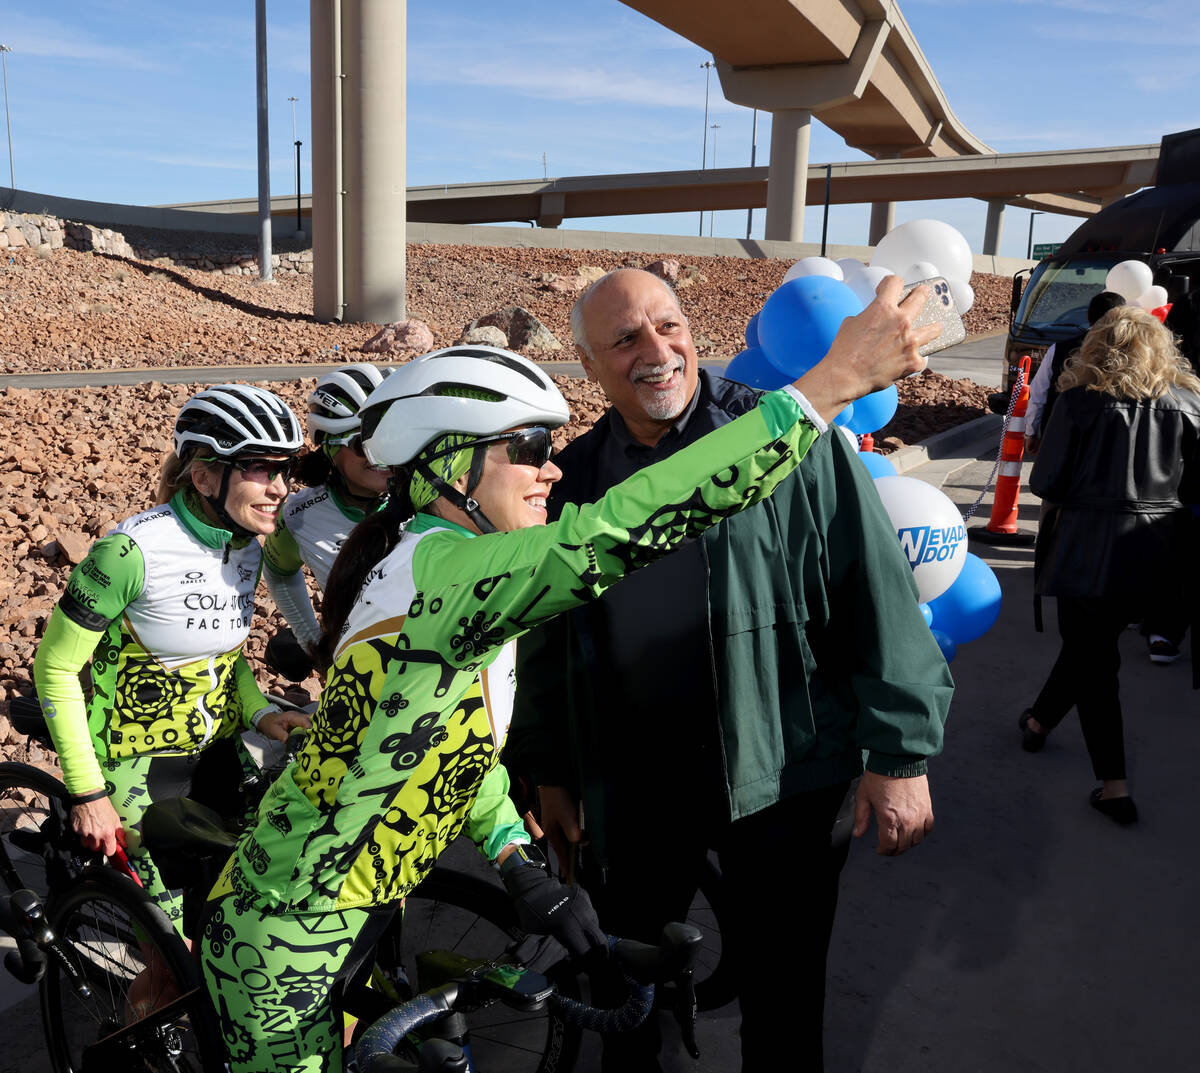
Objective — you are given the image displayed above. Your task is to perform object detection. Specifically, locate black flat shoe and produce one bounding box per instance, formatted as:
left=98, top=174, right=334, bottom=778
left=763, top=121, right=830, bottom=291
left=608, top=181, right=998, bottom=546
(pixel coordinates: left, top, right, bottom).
left=1089, top=788, right=1138, bottom=825
left=1018, top=710, right=1047, bottom=753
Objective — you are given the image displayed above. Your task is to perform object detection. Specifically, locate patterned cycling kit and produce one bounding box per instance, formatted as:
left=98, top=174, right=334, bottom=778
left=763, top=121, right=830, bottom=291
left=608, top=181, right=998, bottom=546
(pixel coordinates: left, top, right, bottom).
left=33, top=491, right=272, bottom=924
left=201, top=386, right=822, bottom=1073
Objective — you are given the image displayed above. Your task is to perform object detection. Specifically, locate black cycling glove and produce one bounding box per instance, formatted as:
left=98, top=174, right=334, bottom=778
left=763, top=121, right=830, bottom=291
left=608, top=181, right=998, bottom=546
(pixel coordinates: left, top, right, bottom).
left=500, top=845, right=606, bottom=959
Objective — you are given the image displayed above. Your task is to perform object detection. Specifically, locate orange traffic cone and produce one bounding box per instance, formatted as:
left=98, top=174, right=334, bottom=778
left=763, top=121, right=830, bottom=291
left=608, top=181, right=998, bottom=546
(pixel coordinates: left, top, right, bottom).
left=969, top=354, right=1036, bottom=546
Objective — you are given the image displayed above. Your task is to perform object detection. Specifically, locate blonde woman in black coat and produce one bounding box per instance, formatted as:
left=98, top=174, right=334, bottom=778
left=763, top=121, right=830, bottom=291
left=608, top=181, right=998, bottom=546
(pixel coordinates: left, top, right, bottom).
left=1020, top=306, right=1200, bottom=824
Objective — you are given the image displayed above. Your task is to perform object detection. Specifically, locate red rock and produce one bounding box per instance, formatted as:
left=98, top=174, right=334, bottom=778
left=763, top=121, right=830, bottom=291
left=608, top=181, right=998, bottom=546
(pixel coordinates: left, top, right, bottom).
left=645, top=259, right=681, bottom=282
left=360, top=319, right=435, bottom=356
left=54, top=529, right=92, bottom=565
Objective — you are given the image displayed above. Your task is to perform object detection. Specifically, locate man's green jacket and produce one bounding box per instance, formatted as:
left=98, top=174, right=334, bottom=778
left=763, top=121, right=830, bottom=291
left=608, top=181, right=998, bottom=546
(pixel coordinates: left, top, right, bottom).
left=506, top=373, right=954, bottom=861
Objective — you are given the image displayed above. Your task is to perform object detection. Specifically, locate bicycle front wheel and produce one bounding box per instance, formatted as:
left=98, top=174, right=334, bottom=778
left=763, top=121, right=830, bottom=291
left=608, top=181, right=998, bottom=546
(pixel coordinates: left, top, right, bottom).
left=0, top=761, right=78, bottom=902
left=40, top=866, right=224, bottom=1073
left=393, top=866, right=582, bottom=1073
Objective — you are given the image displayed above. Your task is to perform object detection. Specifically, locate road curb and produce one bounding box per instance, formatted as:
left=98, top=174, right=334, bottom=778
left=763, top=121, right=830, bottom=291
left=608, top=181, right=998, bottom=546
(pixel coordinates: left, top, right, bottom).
left=888, top=413, right=1004, bottom=475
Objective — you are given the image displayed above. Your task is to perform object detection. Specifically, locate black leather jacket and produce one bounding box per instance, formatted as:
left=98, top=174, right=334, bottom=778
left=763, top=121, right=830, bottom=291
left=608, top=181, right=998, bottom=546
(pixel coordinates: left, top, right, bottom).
left=1031, top=384, right=1200, bottom=684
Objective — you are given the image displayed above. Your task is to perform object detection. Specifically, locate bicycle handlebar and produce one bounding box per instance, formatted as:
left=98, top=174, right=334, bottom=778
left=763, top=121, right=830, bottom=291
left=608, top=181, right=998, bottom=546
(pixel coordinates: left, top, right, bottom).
left=355, top=924, right=702, bottom=1073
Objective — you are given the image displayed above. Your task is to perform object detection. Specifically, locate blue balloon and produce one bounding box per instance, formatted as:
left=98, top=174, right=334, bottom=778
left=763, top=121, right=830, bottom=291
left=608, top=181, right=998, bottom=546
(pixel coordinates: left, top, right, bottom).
left=931, top=629, right=957, bottom=663
left=757, top=276, right=864, bottom=378
left=745, top=312, right=760, bottom=348
left=831, top=401, right=855, bottom=427
left=927, top=552, right=1002, bottom=645
left=857, top=450, right=897, bottom=479
left=846, top=384, right=898, bottom=435
left=723, top=346, right=793, bottom=390
left=918, top=602, right=934, bottom=627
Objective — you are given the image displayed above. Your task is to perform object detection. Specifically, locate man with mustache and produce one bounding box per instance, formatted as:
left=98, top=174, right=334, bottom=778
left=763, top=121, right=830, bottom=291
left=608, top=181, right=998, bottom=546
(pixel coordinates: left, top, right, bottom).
left=506, top=268, right=953, bottom=1072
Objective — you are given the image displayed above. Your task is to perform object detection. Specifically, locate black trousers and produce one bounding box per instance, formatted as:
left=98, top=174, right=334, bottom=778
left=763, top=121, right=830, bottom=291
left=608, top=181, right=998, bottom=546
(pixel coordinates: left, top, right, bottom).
left=584, top=781, right=852, bottom=1073
left=1031, top=595, right=1138, bottom=781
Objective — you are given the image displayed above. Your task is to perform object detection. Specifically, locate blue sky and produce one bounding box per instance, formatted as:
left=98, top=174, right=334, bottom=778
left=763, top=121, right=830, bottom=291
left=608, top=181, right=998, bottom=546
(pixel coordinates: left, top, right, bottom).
left=0, top=1, right=1195, bottom=259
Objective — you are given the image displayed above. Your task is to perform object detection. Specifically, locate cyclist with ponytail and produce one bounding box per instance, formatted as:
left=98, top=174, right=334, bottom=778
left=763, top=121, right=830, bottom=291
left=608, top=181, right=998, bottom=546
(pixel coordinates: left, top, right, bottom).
left=263, top=364, right=393, bottom=664
left=32, top=384, right=311, bottom=931
left=202, top=289, right=936, bottom=1072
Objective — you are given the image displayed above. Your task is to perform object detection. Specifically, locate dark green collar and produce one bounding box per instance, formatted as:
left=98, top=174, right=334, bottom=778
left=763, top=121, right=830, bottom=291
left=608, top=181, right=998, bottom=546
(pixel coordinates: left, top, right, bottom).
left=328, top=482, right=385, bottom=523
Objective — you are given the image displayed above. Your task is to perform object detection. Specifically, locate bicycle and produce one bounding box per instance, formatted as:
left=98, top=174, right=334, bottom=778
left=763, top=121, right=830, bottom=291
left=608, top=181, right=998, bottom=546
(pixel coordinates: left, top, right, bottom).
left=0, top=741, right=607, bottom=1073
left=3, top=793, right=701, bottom=1073
left=1, top=695, right=708, bottom=1072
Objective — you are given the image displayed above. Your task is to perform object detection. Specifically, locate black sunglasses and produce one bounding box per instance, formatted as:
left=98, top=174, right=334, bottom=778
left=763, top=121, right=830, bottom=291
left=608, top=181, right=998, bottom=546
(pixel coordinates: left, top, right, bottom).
left=424, top=427, right=553, bottom=469
left=226, top=456, right=298, bottom=484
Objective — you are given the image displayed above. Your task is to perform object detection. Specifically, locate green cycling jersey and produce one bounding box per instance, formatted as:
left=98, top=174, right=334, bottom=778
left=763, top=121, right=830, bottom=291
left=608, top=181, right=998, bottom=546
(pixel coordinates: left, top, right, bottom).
left=33, top=491, right=272, bottom=794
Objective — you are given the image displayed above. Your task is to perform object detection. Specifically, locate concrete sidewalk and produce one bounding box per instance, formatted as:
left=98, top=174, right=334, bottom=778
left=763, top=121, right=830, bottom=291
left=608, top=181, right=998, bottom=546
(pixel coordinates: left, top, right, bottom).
left=819, top=444, right=1195, bottom=1073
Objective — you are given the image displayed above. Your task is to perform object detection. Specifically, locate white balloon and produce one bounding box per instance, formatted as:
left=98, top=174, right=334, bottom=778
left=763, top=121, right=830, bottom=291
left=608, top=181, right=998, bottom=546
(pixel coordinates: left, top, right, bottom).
left=846, top=266, right=895, bottom=307
left=838, top=425, right=859, bottom=452
left=1134, top=285, right=1168, bottom=310
left=948, top=277, right=975, bottom=313
left=872, top=219, right=974, bottom=284
left=872, top=475, right=968, bottom=603
left=903, top=260, right=942, bottom=284
left=783, top=256, right=844, bottom=284
left=836, top=257, right=867, bottom=279
left=1105, top=260, right=1153, bottom=301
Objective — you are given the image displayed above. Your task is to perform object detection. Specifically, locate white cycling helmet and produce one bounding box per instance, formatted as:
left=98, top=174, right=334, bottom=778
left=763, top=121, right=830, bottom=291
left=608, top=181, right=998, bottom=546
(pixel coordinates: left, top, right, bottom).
left=359, top=346, right=569, bottom=467
left=174, top=384, right=304, bottom=459
left=308, top=364, right=393, bottom=441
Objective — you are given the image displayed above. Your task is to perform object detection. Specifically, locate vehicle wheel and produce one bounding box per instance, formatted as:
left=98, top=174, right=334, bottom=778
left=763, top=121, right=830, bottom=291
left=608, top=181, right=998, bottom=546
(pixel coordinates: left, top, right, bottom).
left=384, top=865, right=582, bottom=1073
left=0, top=762, right=83, bottom=903
left=40, top=866, right=224, bottom=1073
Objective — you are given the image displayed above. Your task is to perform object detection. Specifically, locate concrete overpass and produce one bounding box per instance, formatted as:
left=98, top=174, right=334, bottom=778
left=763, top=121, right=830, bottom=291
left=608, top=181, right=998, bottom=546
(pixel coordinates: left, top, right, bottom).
left=621, top=0, right=1003, bottom=242
left=166, top=144, right=1159, bottom=237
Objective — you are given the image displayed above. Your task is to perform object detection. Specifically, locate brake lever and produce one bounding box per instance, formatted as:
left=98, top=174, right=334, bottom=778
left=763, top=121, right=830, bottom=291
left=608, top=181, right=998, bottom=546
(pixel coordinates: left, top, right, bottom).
left=671, top=966, right=700, bottom=1060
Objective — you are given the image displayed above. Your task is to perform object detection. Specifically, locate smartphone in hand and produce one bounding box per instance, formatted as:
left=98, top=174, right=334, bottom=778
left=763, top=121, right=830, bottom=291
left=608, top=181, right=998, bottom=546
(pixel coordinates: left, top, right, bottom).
left=901, top=277, right=966, bottom=357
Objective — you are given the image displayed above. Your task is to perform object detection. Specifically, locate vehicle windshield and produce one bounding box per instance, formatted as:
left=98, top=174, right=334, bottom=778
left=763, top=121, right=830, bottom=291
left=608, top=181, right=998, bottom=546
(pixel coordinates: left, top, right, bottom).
left=1013, top=254, right=1124, bottom=336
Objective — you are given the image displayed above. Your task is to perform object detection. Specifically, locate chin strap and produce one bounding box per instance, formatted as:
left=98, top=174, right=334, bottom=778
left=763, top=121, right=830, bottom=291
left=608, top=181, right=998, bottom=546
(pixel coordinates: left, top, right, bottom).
left=416, top=445, right=497, bottom=534
left=205, top=465, right=256, bottom=547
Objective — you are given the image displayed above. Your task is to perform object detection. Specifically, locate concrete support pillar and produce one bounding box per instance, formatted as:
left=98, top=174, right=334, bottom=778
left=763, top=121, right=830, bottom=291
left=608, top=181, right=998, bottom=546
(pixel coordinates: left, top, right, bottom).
left=868, top=200, right=895, bottom=245
left=310, top=2, right=341, bottom=321
left=983, top=199, right=1006, bottom=256
left=537, top=192, right=565, bottom=229
left=341, top=0, right=406, bottom=324
left=764, top=108, right=811, bottom=242
left=311, top=1, right=406, bottom=324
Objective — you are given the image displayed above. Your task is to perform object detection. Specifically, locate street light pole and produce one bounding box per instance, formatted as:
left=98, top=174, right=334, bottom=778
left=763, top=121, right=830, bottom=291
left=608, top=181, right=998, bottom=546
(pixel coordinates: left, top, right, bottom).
left=0, top=45, right=14, bottom=190
left=699, top=59, right=714, bottom=237
left=746, top=108, right=758, bottom=239
left=1026, top=211, right=1044, bottom=259
left=288, top=95, right=303, bottom=238
left=254, top=0, right=272, bottom=282
left=709, top=124, right=720, bottom=237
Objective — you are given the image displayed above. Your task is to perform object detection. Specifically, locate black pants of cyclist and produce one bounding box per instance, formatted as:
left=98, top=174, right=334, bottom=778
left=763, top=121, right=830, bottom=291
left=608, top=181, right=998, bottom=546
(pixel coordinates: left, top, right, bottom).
left=584, top=781, right=852, bottom=1073
left=1030, top=595, right=1136, bottom=780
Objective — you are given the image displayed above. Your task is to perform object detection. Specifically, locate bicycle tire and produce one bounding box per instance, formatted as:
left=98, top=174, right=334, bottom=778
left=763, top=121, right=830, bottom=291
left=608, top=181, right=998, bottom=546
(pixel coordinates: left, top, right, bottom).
left=0, top=761, right=80, bottom=903
left=39, top=866, right=224, bottom=1073
left=390, top=865, right=583, bottom=1073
